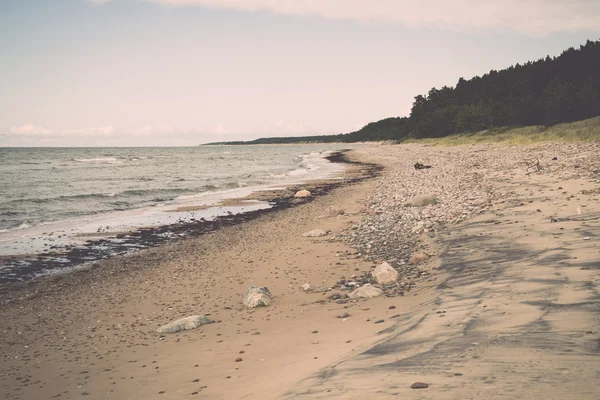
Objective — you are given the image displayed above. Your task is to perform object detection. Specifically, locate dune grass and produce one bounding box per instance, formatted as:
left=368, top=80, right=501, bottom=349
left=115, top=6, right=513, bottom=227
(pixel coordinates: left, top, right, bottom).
left=403, top=116, right=600, bottom=146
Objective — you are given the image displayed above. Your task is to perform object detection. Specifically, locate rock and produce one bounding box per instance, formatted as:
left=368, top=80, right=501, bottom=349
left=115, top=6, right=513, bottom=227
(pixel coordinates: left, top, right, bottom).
left=409, top=253, right=429, bottom=264
left=349, top=284, right=383, bottom=299
left=294, top=189, right=311, bottom=198
left=404, top=195, right=438, bottom=207
left=411, top=223, right=425, bottom=234
left=155, top=315, right=212, bottom=334
left=320, top=206, right=345, bottom=218
left=302, top=229, right=328, bottom=237
left=414, top=162, right=432, bottom=170
left=242, top=286, right=273, bottom=308
left=301, top=283, right=312, bottom=292
left=372, top=262, right=399, bottom=285
left=326, top=292, right=342, bottom=300
left=411, top=382, right=429, bottom=389
left=374, top=319, right=385, bottom=324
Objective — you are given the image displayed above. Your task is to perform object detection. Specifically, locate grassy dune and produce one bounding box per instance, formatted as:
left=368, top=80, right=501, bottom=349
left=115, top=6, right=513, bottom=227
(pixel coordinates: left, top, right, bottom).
left=404, top=116, right=600, bottom=145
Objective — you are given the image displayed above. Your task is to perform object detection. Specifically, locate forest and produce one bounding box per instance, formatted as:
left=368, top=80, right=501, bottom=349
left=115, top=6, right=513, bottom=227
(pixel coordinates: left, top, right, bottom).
left=207, top=39, right=600, bottom=144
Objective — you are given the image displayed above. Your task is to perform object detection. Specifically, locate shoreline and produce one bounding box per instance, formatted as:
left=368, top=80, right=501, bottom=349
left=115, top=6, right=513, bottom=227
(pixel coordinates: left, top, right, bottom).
left=0, top=143, right=598, bottom=399
left=0, top=145, right=354, bottom=252
left=0, top=150, right=377, bottom=287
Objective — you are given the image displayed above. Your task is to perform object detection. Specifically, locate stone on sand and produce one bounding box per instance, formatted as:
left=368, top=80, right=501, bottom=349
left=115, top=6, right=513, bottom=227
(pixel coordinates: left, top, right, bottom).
left=372, top=262, right=399, bottom=285
left=301, top=283, right=313, bottom=292
left=155, top=315, right=212, bottom=334
left=349, top=284, right=383, bottom=299
left=411, top=382, right=429, bottom=389
left=411, top=223, right=425, bottom=234
left=409, top=253, right=429, bottom=264
left=294, top=189, right=311, bottom=198
left=302, top=229, right=328, bottom=237
left=243, top=286, right=273, bottom=308
left=404, top=195, right=438, bottom=207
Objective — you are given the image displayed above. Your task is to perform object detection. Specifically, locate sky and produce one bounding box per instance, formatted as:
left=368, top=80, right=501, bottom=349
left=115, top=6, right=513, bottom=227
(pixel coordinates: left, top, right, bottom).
left=1, top=0, right=599, bottom=146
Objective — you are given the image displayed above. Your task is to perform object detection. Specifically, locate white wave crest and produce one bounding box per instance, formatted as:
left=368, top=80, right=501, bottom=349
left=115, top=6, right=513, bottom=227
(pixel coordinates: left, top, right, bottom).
left=74, top=157, right=122, bottom=164
left=286, top=168, right=310, bottom=177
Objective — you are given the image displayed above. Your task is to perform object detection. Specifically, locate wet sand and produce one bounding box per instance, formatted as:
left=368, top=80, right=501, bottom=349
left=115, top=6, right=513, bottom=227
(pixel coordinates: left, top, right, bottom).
left=0, top=145, right=599, bottom=400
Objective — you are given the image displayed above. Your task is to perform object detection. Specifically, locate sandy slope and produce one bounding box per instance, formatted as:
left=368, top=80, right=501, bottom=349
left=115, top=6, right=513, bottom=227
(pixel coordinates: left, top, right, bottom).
left=0, top=144, right=598, bottom=400
left=289, top=152, right=600, bottom=399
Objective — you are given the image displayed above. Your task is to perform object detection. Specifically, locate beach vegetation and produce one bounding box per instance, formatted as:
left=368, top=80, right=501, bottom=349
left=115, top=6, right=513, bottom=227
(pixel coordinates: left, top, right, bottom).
left=402, top=116, right=600, bottom=145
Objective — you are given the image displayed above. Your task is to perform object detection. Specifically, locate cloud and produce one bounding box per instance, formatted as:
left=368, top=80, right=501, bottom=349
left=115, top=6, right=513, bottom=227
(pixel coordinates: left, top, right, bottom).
left=8, top=124, right=116, bottom=136
left=86, top=0, right=114, bottom=4
left=65, top=126, right=115, bottom=136
left=143, top=0, right=600, bottom=35
left=10, top=124, right=53, bottom=135
left=3, top=122, right=323, bottom=146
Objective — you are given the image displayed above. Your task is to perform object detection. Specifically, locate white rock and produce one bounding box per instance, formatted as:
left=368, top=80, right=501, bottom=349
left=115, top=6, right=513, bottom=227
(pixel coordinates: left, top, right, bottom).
left=349, top=284, right=383, bottom=299
left=156, top=315, right=212, bottom=334
left=372, top=262, right=399, bottom=285
left=243, top=286, right=273, bottom=308
left=301, top=283, right=312, bottom=292
left=302, top=229, right=328, bottom=237
left=411, top=223, right=425, bottom=234
left=404, top=195, right=438, bottom=207
left=295, top=189, right=312, bottom=198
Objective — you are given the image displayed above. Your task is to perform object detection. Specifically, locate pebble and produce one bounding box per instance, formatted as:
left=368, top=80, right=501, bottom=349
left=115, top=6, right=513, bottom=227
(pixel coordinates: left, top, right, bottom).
left=411, top=382, right=429, bottom=389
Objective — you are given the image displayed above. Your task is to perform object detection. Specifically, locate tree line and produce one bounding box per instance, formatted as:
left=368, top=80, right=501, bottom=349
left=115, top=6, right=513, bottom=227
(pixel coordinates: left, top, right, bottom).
left=206, top=39, right=600, bottom=144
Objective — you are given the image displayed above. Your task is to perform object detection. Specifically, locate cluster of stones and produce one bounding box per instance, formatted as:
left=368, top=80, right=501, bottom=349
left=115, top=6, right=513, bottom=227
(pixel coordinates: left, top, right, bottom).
left=334, top=144, right=500, bottom=281
left=319, top=260, right=418, bottom=303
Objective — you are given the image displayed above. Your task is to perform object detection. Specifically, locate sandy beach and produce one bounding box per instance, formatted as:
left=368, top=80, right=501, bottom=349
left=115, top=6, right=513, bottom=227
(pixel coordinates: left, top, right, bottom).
left=1, top=143, right=599, bottom=400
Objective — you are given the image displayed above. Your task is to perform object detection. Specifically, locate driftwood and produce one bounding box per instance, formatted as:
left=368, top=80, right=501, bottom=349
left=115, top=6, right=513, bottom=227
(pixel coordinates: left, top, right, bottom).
left=414, top=162, right=432, bottom=170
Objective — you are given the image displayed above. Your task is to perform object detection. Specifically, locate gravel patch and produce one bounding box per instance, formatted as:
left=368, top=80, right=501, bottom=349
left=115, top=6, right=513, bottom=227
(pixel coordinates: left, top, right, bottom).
left=335, top=142, right=600, bottom=285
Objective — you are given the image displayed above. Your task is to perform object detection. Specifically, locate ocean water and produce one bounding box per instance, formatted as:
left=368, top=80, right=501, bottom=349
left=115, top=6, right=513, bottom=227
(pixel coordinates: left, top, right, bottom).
left=0, top=145, right=352, bottom=232
left=0, top=144, right=357, bottom=283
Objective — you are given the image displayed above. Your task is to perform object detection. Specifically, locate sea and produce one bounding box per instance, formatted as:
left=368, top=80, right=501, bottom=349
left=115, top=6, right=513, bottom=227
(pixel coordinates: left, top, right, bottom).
left=0, top=144, right=357, bottom=284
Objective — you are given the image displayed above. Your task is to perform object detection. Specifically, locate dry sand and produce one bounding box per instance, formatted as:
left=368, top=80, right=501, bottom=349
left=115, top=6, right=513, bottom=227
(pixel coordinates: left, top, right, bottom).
left=0, top=144, right=599, bottom=400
